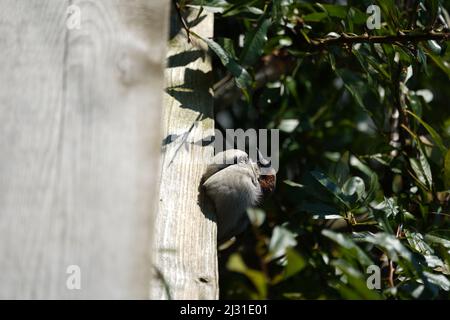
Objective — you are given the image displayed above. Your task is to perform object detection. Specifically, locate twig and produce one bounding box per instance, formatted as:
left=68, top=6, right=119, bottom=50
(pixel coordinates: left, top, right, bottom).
left=309, top=31, right=450, bottom=48
left=388, top=260, right=395, bottom=288
left=173, top=0, right=192, bottom=43
left=388, top=225, right=403, bottom=288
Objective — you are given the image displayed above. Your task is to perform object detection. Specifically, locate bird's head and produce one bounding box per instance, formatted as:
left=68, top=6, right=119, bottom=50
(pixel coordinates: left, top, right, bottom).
left=203, top=148, right=276, bottom=196
left=256, top=149, right=277, bottom=196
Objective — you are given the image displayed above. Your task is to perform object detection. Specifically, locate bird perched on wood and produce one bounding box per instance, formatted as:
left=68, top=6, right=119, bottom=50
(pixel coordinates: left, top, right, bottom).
left=202, top=149, right=276, bottom=244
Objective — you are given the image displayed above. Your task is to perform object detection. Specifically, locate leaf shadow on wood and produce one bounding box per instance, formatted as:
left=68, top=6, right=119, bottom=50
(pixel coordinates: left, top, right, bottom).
left=162, top=67, right=215, bottom=168
left=161, top=131, right=215, bottom=148
left=161, top=113, right=215, bottom=166
left=167, top=50, right=206, bottom=68
left=165, top=68, right=213, bottom=111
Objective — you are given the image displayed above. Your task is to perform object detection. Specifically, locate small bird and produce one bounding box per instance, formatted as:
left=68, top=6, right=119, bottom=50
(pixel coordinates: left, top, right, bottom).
left=202, top=149, right=276, bottom=244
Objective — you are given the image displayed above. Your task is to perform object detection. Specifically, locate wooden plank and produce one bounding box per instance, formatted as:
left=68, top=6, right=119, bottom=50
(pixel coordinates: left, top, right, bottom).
left=0, top=0, right=169, bottom=299
left=150, top=7, right=218, bottom=299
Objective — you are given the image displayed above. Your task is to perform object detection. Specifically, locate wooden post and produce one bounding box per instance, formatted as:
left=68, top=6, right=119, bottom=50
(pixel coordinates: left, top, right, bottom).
left=150, top=7, right=218, bottom=299
left=0, top=0, right=169, bottom=299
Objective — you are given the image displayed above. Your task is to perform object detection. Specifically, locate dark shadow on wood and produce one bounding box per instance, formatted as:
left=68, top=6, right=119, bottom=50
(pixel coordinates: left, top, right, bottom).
left=167, top=50, right=205, bottom=68
left=197, top=174, right=217, bottom=226
left=162, top=133, right=214, bottom=147
left=165, top=68, right=213, bottom=111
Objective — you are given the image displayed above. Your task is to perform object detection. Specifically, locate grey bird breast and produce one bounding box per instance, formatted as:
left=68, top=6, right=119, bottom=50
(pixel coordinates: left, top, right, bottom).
left=203, top=157, right=261, bottom=243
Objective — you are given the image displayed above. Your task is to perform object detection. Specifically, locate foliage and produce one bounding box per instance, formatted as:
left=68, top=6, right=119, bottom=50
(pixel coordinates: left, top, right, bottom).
left=183, top=0, right=450, bottom=299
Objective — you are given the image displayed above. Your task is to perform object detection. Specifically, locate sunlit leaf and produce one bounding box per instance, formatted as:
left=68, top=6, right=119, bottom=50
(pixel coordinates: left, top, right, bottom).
left=247, top=208, right=266, bottom=227
left=358, top=232, right=413, bottom=262
left=405, top=230, right=434, bottom=255
left=423, top=272, right=450, bottom=291
left=195, top=33, right=252, bottom=88
left=311, top=171, right=351, bottom=206
left=342, top=176, right=366, bottom=201
left=425, top=234, right=450, bottom=249
left=268, top=226, right=297, bottom=260
left=283, top=180, right=304, bottom=188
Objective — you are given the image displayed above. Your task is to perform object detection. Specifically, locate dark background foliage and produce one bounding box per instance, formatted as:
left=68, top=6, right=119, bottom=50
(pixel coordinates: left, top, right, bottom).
left=181, top=0, right=450, bottom=299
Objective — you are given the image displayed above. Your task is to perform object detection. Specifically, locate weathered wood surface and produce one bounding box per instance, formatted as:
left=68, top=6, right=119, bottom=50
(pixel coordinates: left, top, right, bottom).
left=0, top=0, right=169, bottom=299
left=150, top=8, right=218, bottom=299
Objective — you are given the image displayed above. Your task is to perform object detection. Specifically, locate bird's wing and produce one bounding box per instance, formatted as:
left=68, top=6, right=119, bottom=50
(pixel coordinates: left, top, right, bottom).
left=203, top=164, right=261, bottom=242
left=202, top=149, right=249, bottom=182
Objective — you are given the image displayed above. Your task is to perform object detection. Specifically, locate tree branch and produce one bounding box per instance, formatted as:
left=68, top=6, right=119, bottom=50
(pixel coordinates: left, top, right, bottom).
left=309, top=31, right=450, bottom=48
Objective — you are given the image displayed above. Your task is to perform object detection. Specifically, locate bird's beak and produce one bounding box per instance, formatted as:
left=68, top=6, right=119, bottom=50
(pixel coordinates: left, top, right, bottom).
left=256, top=148, right=272, bottom=168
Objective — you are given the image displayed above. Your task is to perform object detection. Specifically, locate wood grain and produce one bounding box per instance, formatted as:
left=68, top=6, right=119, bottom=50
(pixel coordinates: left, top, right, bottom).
left=150, top=7, right=218, bottom=299
left=0, top=0, right=169, bottom=299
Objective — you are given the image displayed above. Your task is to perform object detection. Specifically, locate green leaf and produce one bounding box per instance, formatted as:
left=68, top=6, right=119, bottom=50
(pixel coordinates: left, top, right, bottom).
left=227, top=253, right=247, bottom=274
left=358, top=232, right=413, bottom=262
left=350, top=156, right=380, bottom=203
left=427, top=51, right=450, bottom=78
left=284, top=248, right=306, bottom=279
left=333, top=151, right=350, bottom=187
left=278, top=119, right=299, bottom=133
left=334, top=68, right=372, bottom=117
left=227, top=254, right=268, bottom=298
left=419, top=147, right=433, bottom=188
left=409, top=148, right=433, bottom=190
left=302, top=12, right=328, bottom=22
left=424, top=0, right=439, bottom=26
left=310, top=170, right=350, bottom=206
left=217, top=37, right=237, bottom=59
left=407, top=91, right=424, bottom=116
left=425, top=234, right=450, bottom=248
left=347, top=7, right=367, bottom=27
left=406, top=110, right=446, bottom=153
left=410, top=158, right=429, bottom=189
left=373, top=197, right=399, bottom=218
left=427, top=40, right=442, bottom=55
left=423, top=271, right=450, bottom=291
left=317, top=4, right=347, bottom=19
left=272, top=0, right=282, bottom=23
left=240, top=16, right=271, bottom=66
left=187, top=0, right=230, bottom=13
left=405, top=230, right=434, bottom=255
left=424, top=254, right=445, bottom=269
left=222, top=1, right=264, bottom=17
left=417, top=47, right=428, bottom=73
left=322, top=230, right=373, bottom=266
left=331, top=259, right=382, bottom=300
left=375, top=0, right=400, bottom=29
left=195, top=33, right=252, bottom=88
left=444, top=149, right=450, bottom=189
left=342, top=176, right=366, bottom=201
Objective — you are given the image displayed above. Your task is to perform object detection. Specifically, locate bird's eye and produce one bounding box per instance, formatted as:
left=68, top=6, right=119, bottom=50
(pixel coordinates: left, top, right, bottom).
left=257, top=158, right=271, bottom=168
left=238, top=156, right=248, bottom=164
